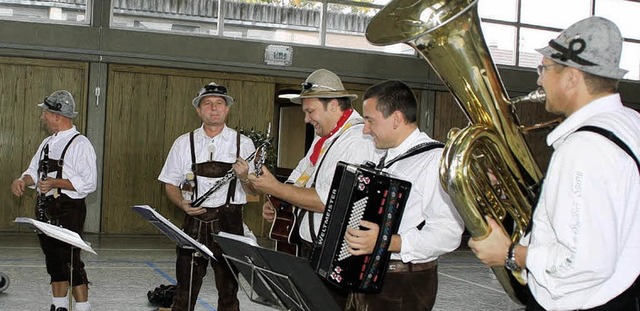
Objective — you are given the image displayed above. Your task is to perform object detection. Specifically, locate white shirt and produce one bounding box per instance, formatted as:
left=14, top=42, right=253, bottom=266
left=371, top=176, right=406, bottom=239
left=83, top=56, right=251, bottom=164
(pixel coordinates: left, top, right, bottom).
left=158, top=125, right=256, bottom=207
left=23, top=126, right=97, bottom=199
left=526, top=94, right=640, bottom=310
left=383, top=129, right=464, bottom=263
left=288, top=110, right=380, bottom=243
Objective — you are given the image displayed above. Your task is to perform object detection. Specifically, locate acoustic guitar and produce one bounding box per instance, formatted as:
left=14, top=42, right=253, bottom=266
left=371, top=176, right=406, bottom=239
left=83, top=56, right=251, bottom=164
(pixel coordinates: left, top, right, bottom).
left=267, top=195, right=302, bottom=256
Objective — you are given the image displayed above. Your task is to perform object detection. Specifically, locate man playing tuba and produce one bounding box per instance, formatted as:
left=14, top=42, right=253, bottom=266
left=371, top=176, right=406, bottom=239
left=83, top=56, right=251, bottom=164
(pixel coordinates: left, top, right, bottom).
left=470, top=16, right=640, bottom=311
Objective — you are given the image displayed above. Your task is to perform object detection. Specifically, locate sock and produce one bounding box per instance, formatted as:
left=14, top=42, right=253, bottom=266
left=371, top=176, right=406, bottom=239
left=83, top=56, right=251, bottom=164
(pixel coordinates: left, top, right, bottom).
left=75, top=301, right=91, bottom=311
left=52, top=297, right=68, bottom=309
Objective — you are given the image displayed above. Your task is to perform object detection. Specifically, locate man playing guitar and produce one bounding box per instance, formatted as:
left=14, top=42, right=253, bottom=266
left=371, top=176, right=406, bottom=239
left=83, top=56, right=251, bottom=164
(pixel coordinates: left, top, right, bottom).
left=247, top=69, right=379, bottom=265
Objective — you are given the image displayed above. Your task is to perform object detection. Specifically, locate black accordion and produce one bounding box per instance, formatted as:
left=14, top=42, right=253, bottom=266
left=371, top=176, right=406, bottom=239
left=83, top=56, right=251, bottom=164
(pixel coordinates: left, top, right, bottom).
left=310, top=161, right=411, bottom=293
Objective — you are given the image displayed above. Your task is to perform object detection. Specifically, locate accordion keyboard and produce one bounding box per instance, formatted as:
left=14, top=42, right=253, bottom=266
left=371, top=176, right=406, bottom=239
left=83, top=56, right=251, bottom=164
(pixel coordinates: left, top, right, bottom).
left=337, top=197, right=368, bottom=261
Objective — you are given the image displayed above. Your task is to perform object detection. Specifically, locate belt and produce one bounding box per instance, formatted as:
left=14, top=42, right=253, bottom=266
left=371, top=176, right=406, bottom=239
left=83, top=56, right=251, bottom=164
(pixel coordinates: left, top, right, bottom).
left=387, top=260, right=437, bottom=273
left=193, top=204, right=242, bottom=222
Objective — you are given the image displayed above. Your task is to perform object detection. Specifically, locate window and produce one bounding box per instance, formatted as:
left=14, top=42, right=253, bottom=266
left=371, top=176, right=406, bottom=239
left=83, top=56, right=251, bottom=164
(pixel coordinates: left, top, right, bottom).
left=107, top=0, right=639, bottom=80
left=520, top=0, right=591, bottom=29
left=325, top=1, right=411, bottom=54
left=481, top=22, right=517, bottom=66
left=222, top=0, right=323, bottom=45
left=478, top=0, right=640, bottom=80
left=0, top=0, right=90, bottom=24
left=111, top=0, right=218, bottom=35
left=595, top=0, right=640, bottom=40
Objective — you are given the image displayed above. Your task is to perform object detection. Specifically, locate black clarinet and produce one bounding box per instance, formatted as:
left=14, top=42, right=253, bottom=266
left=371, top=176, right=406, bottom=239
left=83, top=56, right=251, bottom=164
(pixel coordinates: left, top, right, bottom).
left=36, top=145, right=50, bottom=221
left=190, top=123, right=272, bottom=208
left=190, top=140, right=271, bottom=207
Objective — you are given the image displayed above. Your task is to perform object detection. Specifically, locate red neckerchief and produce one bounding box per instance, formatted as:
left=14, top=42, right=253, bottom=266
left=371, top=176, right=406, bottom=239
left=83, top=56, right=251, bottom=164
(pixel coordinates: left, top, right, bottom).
left=310, top=108, right=353, bottom=165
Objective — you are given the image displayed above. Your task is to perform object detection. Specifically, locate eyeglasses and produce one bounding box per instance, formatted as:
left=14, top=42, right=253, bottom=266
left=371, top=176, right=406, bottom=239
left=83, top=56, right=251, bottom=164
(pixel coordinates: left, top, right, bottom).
left=43, top=97, right=62, bottom=111
left=198, top=84, right=228, bottom=96
left=301, top=82, right=338, bottom=91
left=536, top=63, right=563, bottom=76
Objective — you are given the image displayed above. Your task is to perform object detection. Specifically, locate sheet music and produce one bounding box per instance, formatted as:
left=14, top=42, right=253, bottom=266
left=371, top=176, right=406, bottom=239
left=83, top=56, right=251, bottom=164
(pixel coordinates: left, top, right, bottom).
left=14, top=217, right=97, bottom=255
left=131, top=205, right=215, bottom=259
left=217, top=231, right=261, bottom=248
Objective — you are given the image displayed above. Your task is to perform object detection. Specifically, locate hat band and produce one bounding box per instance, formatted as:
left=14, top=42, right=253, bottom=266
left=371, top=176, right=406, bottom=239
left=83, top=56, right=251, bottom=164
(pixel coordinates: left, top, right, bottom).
left=301, top=82, right=338, bottom=92
left=549, top=39, right=596, bottom=66
left=299, top=89, right=354, bottom=98
left=43, top=98, right=62, bottom=111
left=198, top=84, right=228, bottom=97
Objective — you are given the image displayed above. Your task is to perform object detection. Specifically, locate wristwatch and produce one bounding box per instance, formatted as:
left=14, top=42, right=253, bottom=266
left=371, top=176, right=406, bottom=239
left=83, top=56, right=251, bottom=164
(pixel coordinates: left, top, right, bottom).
left=505, top=242, right=521, bottom=271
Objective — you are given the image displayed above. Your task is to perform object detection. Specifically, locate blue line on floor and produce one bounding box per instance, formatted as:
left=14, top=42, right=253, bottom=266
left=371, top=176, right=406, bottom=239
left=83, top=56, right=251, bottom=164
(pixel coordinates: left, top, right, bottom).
left=146, top=261, right=217, bottom=311
left=146, top=261, right=176, bottom=285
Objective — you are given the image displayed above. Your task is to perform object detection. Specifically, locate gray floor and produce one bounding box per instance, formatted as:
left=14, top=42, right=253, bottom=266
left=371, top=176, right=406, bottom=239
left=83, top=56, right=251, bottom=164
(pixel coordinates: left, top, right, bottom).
left=0, top=232, right=525, bottom=311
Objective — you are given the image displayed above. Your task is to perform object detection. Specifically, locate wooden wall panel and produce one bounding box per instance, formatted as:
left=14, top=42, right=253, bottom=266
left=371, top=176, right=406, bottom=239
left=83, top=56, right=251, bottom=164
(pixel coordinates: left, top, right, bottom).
left=102, top=71, right=171, bottom=234
left=102, top=65, right=278, bottom=234
left=0, top=57, right=88, bottom=231
left=434, top=91, right=469, bottom=142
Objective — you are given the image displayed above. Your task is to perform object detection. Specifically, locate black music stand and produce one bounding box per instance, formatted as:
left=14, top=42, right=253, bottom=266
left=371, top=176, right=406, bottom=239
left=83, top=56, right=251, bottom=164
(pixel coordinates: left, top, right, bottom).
left=213, top=233, right=341, bottom=311
left=14, top=217, right=97, bottom=311
left=131, top=205, right=215, bottom=311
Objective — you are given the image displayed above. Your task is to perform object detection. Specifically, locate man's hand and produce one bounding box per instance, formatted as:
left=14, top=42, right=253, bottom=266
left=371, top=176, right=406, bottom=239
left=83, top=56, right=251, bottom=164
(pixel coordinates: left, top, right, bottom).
left=37, top=178, right=56, bottom=194
left=11, top=178, right=26, bottom=197
left=232, top=157, right=250, bottom=182
left=248, top=166, right=278, bottom=194
left=180, top=199, right=206, bottom=216
left=345, top=220, right=380, bottom=256
left=262, top=200, right=275, bottom=223
left=468, top=217, right=511, bottom=267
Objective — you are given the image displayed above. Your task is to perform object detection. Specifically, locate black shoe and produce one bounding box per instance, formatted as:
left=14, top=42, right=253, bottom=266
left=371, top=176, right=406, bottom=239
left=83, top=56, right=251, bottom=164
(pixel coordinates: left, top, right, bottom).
left=50, top=305, right=68, bottom=311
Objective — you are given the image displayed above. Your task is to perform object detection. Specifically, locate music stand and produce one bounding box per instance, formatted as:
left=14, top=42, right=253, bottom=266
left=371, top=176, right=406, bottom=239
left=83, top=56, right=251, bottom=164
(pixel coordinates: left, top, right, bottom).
left=131, top=205, right=215, bottom=311
left=14, top=217, right=97, bottom=311
left=213, top=233, right=341, bottom=311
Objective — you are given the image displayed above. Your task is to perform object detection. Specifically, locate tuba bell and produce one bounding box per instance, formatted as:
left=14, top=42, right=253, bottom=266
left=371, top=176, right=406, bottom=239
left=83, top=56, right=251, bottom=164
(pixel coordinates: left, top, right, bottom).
left=366, top=0, right=545, bottom=305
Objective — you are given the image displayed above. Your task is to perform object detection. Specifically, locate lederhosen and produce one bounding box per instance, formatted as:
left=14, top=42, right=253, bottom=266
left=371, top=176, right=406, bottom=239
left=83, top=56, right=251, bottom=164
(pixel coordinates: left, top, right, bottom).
left=36, top=134, right=89, bottom=286
left=172, top=131, right=243, bottom=311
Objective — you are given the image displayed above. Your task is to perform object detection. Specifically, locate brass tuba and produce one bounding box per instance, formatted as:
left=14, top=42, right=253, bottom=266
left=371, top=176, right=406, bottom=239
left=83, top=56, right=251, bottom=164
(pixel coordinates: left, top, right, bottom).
left=366, top=0, right=545, bottom=305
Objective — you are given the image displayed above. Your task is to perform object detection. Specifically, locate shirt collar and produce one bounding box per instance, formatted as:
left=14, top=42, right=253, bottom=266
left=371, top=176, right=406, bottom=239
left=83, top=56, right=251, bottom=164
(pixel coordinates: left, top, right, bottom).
left=53, top=125, right=78, bottom=138
left=386, top=128, right=421, bottom=161
left=196, top=124, right=232, bottom=142
left=546, top=93, right=622, bottom=147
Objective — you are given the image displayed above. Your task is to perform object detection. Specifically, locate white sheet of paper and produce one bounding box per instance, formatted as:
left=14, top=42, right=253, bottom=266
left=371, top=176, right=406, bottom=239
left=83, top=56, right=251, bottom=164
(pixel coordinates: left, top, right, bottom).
left=14, top=217, right=97, bottom=255
left=131, top=205, right=215, bottom=259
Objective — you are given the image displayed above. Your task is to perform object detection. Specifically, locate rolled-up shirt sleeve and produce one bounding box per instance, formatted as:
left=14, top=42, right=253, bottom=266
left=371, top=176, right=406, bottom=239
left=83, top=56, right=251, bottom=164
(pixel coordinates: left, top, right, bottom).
left=64, top=137, right=97, bottom=197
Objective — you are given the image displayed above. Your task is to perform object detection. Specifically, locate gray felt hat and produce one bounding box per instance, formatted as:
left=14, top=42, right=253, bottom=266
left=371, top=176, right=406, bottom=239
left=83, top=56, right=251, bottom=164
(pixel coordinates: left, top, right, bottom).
left=536, top=16, right=627, bottom=80
left=38, top=90, right=78, bottom=119
left=192, top=82, right=235, bottom=108
left=290, top=69, right=358, bottom=104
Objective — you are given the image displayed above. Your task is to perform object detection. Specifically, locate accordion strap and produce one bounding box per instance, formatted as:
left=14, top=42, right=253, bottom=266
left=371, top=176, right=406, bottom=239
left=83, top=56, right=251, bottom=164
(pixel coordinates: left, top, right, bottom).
left=383, top=141, right=444, bottom=169
left=307, top=119, right=364, bottom=243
